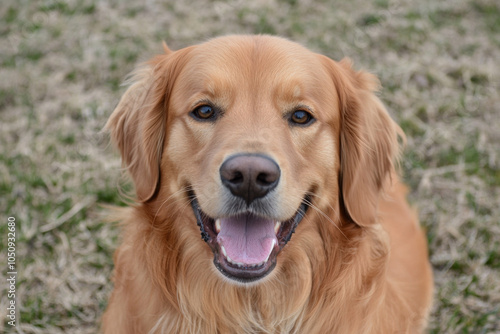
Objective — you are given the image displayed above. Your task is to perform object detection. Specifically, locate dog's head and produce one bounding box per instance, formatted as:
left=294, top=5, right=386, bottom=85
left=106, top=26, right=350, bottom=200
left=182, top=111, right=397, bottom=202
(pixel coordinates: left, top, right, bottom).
left=107, top=35, right=400, bottom=283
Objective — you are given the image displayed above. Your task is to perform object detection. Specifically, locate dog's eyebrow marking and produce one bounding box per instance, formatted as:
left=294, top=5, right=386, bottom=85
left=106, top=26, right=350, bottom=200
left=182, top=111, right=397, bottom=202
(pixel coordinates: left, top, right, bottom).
left=293, top=86, right=301, bottom=98
left=206, top=82, right=217, bottom=97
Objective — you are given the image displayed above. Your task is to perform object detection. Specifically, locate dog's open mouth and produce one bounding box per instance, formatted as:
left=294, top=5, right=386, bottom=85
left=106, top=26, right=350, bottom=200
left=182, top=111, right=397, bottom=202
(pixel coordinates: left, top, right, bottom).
left=189, top=192, right=309, bottom=283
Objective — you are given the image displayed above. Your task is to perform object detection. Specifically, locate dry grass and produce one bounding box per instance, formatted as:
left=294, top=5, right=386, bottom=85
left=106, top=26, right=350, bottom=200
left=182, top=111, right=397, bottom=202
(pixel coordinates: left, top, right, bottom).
left=1, top=0, right=499, bottom=332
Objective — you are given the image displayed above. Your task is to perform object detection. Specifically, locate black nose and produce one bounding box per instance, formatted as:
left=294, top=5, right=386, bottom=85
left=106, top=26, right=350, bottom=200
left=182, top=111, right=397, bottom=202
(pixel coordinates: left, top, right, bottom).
left=220, top=154, right=280, bottom=205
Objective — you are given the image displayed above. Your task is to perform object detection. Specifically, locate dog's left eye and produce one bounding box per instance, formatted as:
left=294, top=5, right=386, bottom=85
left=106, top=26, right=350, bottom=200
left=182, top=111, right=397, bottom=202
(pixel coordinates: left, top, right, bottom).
left=191, top=105, right=216, bottom=121
left=290, top=110, right=314, bottom=126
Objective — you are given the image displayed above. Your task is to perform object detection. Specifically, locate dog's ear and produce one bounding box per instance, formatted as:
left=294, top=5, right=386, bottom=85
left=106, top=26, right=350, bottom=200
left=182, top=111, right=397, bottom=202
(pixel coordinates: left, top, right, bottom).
left=106, top=44, right=190, bottom=202
left=321, top=56, right=403, bottom=226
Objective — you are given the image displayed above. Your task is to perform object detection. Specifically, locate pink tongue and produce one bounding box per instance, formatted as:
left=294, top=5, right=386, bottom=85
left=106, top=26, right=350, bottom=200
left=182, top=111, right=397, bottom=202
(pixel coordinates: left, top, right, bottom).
left=217, top=214, right=277, bottom=265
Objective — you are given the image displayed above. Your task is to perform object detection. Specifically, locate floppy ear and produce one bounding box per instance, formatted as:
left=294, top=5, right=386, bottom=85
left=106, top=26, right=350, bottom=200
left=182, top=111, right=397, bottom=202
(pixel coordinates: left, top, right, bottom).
left=321, top=56, right=403, bottom=226
left=106, top=44, right=189, bottom=202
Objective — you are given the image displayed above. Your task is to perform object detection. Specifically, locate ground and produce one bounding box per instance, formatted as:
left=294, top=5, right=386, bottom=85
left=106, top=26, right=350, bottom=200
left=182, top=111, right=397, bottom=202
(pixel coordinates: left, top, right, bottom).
left=0, top=0, right=499, bottom=332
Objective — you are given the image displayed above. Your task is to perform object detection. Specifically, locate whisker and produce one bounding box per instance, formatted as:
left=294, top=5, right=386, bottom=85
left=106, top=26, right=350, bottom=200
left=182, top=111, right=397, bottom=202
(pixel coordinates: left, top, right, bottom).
left=152, top=182, right=210, bottom=224
left=298, top=193, right=349, bottom=240
left=150, top=182, right=348, bottom=241
left=152, top=185, right=193, bottom=225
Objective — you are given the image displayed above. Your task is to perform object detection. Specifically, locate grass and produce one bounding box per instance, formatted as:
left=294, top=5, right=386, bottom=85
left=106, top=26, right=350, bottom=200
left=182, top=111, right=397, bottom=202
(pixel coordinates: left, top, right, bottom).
left=1, top=0, right=499, bottom=332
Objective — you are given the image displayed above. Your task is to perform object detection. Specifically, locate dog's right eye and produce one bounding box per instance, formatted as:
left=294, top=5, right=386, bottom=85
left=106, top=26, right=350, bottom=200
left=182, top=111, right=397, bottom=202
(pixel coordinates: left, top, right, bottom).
left=289, top=110, right=315, bottom=126
left=191, top=105, right=216, bottom=121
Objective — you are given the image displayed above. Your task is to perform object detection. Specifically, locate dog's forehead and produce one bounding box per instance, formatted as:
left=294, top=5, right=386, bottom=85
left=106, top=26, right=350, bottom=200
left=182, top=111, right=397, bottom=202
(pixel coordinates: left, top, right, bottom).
left=178, top=36, right=332, bottom=99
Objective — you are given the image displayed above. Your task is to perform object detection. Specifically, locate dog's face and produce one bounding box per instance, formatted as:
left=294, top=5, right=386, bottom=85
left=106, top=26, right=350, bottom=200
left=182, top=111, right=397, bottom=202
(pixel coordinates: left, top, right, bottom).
left=166, top=37, right=341, bottom=282
left=107, top=35, right=399, bottom=283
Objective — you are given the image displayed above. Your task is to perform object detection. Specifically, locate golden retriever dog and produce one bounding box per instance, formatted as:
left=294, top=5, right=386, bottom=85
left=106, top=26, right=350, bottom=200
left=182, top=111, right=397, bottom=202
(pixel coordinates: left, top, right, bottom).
left=102, top=35, right=433, bottom=333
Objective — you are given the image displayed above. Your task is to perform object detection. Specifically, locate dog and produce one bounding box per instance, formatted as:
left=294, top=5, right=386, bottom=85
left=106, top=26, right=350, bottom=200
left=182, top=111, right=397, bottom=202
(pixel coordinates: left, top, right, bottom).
left=102, top=35, right=433, bottom=333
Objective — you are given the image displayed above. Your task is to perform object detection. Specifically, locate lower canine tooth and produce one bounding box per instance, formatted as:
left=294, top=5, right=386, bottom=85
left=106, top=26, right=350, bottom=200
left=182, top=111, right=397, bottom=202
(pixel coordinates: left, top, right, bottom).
left=274, top=221, right=280, bottom=234
left=264, top=239, right=276, bottom=263
left=221, top=245, right=227, bottom=257
left=215, top=219, right=221, bottom=233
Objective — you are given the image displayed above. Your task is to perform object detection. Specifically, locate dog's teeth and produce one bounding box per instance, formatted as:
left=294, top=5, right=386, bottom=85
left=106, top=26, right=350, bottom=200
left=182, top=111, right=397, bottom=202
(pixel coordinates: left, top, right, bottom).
left=274, top=221, right=280, bottom=234
left=226, top=256, right=244, bottom=267
left=264, top=239, right=276, bottom=263
left=221, top=245, right=227, bottom=257
left=221, top=246, right=244, bottom=267
left=215, top=219, right=221, bottom=233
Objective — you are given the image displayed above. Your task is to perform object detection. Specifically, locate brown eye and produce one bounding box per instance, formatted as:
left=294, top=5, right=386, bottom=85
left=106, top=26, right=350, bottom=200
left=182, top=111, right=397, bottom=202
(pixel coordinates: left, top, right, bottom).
left=191, top=105, right=216, bottom=121
left=290, top=110, right=314, bottom=126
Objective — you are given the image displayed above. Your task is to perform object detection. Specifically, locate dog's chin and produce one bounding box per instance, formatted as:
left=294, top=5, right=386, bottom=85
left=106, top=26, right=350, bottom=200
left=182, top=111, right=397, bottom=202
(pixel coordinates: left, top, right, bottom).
left=189, top=191, right=309, bottom=284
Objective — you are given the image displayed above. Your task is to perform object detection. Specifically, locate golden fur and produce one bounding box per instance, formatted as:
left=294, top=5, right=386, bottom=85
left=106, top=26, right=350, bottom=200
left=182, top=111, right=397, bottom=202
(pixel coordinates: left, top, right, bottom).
left=102, top=35, right=433, bottom=333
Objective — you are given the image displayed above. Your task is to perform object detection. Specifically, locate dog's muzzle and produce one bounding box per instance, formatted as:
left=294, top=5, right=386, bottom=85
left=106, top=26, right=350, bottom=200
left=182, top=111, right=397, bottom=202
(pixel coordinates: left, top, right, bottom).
left=190, top=154, right=309, bottom=283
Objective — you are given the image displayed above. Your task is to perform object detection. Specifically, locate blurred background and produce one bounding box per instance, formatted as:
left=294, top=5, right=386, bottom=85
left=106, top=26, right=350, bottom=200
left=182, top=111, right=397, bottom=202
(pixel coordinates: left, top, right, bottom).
left=0, top=0, right=499, bottom=332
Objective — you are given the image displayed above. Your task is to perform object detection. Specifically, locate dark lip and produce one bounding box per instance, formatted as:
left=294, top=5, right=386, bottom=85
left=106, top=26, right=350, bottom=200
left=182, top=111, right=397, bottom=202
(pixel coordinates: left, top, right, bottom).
left=188, top=190, right=310, bottom=283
